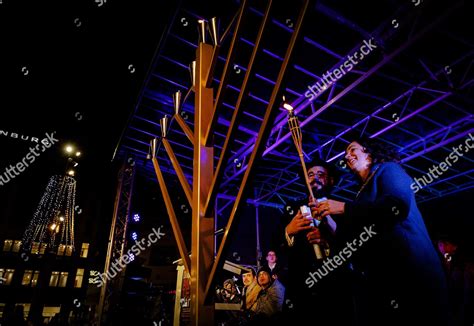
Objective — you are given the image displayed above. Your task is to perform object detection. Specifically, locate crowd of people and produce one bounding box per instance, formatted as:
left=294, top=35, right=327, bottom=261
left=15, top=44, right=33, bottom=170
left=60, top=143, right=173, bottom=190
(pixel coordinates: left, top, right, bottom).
left=217, top=137, right=473, bottom=326
left=216, top=252, right=286, bottom=325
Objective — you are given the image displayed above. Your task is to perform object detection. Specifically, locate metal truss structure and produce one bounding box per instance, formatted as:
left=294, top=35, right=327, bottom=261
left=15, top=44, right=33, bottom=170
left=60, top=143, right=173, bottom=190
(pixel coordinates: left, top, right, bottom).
left=112, top=0, right=472, bottom=322
left=98, top=161, right=136, bottom=325
left=114, top=0, right=473, bottom=208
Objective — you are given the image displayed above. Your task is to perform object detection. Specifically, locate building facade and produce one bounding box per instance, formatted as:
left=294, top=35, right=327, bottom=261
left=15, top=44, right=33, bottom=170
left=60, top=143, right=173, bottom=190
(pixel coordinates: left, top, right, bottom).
left=0, top=239, right=92, bottom=324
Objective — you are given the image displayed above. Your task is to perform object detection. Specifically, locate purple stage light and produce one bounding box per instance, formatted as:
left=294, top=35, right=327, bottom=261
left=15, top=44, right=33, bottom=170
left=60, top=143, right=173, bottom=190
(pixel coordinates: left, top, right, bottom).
left=133, top=213, right=140, bottom=222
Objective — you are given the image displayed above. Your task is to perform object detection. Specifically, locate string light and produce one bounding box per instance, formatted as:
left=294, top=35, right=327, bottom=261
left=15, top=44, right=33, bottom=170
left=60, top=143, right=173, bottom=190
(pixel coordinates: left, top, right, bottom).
left=22, top=175, right=77, bottom=252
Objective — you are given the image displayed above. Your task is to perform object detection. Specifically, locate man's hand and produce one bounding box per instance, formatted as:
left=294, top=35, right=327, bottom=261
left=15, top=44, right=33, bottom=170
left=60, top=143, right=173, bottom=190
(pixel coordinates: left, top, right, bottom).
left=306, top=227, right=326, bottom=245
left=286, top=210, right=313, bottom=236
left=315, top=199, right=345, bottom=218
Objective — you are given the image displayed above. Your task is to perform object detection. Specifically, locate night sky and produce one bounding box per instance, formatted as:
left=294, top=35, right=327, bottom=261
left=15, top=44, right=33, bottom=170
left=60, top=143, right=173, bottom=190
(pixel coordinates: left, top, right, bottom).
left=0, top=0, right=177, bottom=260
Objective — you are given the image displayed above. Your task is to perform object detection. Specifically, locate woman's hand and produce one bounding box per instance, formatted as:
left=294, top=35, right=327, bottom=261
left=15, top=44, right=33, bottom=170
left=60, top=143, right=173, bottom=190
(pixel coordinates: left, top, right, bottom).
left=315, top=199, right=346, bottom=218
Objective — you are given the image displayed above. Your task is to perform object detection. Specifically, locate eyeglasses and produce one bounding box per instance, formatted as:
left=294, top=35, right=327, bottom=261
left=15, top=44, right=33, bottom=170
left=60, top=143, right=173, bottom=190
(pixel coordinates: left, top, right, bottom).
left=308, top=171, right=327, bottom=178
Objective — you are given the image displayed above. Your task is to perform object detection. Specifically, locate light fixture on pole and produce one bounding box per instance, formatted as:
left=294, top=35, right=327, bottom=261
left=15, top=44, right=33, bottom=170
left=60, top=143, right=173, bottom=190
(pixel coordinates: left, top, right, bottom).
left=147, top=137, right=159, bottom=160
left=209, top=17, right=219, bottom=46
left=189, top=61, right=196, bottom=91
left=147, top=140, right=153, bottom=160
left=151, top=137, right=159, bottom=159
left=197, top=19, right=208, bottom=44
left=173, top=90, right=182, bottom=116
left=64, top=145, right=81, bottom=157
left=160, top=116, right=169, bottom=138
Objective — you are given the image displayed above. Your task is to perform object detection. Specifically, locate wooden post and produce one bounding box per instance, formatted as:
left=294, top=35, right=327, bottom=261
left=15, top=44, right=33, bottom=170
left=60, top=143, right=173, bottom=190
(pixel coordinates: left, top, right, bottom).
left=190, top=42, right=215, bottom=325
left=173, top=264, right=185, bottom=326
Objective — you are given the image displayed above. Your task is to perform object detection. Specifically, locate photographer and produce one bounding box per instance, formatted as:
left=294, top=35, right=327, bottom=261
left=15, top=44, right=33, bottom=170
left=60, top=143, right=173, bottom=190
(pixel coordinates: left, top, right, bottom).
left=216, top=279, right=241, bottom=304
left=216, top=279, right=243, bottom=326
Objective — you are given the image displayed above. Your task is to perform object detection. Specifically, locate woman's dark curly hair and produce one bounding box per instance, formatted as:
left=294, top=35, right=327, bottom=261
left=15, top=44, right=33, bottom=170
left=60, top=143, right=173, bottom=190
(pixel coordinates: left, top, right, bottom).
left=351, top=136, right=400, bottom=164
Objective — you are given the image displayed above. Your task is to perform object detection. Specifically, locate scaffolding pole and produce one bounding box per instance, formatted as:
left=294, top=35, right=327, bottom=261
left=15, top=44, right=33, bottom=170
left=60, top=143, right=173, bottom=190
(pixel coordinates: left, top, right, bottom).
left=97, top=161, right=135, bottom=325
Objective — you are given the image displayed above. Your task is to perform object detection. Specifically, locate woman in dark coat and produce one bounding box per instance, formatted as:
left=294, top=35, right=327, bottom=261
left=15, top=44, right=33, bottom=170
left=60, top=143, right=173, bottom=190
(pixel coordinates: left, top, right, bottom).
left=312, top=137, right=449, bottom=326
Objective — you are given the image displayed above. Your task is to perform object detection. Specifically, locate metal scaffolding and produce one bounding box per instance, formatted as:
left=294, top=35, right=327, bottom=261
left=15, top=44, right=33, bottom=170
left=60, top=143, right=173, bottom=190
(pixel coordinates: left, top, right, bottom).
left=98, top=161, right=136, bottom=325
left=114, top=0, right=472, bottom=209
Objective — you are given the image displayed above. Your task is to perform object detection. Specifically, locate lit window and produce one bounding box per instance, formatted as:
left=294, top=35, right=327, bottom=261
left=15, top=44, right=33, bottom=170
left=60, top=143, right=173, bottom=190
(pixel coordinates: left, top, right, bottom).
left=65, top=245, right=73, bottom=257
left=58, top=272, right=68, bottom=287
left=3, top=240, right=13, bottom=252
left=12, top=241, right=21, bottom=253
left=49, top=271, right=59, bottom=287
left=31, top=242, right=40, bottom=255
left=22, top=270, right=33, bottom=286
left=39, top=243, right=47, bottom=255
left=0, top=269, right=6, bottom=284
left=15, top=303, right=30, bottom=319
left=74, top=269, right=84, bottom=288
left=57, top=244, right=65, bottom=256
left=42, top=306, right=60, bottom=319
left=80, top=243, right=89, bottom=258
left=0, top=269, right=15, bottom=285
left=31, top=271, right=40, bottom=287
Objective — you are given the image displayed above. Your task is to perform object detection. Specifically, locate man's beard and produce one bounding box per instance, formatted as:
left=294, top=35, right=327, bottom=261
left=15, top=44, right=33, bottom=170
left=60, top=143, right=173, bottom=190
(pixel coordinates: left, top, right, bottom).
left=311, top=180, right=330, bottom=197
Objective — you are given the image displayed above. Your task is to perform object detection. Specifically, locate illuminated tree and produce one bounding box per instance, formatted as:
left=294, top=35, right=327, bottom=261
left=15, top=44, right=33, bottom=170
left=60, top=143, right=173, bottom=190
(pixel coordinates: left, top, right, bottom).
left=22, top=175, right=77, bottom=252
